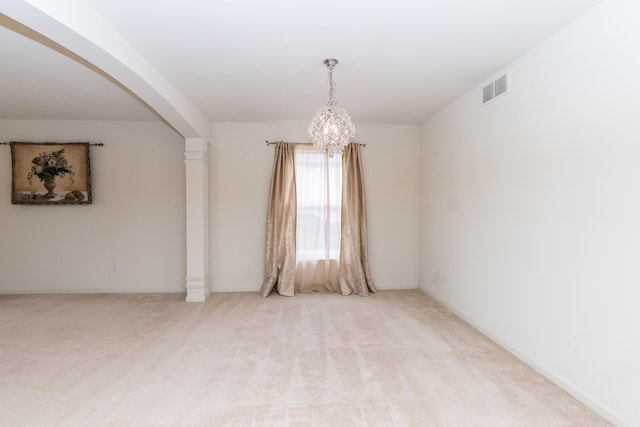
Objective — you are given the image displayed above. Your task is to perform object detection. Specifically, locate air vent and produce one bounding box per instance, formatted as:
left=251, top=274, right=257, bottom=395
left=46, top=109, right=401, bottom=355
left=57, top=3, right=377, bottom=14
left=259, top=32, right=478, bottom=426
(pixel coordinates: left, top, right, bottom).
left=483, top=83, right=494, bottom=103
left=494, top=74, right=508, bottom=97
left=482, top=72, right=509, bottom=104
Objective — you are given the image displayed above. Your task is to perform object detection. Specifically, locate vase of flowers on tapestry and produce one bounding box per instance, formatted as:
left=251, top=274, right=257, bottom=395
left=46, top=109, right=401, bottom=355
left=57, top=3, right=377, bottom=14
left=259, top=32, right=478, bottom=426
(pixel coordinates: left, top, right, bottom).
left=27, top=149, right=75, bottom=198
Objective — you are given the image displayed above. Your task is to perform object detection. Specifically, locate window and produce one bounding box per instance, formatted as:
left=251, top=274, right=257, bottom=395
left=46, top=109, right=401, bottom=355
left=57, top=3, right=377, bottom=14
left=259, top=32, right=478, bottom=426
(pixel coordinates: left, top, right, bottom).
left=294, top=147, right=342, bottom=263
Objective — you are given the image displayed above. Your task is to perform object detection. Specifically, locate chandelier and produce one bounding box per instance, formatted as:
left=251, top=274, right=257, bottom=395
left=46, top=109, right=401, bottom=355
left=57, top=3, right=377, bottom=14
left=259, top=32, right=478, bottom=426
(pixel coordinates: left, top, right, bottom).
left=308, top=58, right=355, bottom=156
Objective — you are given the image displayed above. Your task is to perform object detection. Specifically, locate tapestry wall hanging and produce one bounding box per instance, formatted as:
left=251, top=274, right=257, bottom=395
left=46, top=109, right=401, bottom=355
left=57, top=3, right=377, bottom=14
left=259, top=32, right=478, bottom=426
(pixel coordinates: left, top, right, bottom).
left=10, top=142, right=92, bottom=205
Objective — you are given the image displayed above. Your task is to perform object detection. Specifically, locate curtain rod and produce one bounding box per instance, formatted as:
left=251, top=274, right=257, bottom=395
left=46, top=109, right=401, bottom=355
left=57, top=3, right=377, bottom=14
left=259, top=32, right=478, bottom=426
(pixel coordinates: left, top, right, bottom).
left=0, top=142, right=104, bottom=146
left=265, top=140, right=366, bottom=147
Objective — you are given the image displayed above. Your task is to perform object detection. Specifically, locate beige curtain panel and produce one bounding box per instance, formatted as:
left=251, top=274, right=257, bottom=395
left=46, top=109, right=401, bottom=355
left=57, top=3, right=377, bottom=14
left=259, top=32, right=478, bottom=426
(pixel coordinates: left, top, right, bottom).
left=260, top=142, right=297, bottom=297
left=339, top=143, right=376, bottom=295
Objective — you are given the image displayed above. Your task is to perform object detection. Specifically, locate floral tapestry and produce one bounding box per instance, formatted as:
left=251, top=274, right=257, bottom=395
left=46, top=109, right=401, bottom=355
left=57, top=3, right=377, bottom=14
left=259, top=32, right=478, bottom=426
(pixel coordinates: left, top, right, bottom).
left=10, top=142, right=92, bottom=205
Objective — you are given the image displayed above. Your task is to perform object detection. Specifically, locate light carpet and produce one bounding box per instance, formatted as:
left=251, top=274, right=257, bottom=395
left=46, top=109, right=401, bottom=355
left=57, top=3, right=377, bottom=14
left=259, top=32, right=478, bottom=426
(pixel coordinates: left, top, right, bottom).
left=0, top=290, right=610, bottom=426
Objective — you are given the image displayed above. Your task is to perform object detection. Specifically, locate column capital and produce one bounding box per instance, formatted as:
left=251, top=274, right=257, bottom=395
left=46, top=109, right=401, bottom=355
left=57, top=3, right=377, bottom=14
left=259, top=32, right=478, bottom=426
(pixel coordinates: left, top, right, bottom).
left=184, top=150, right=208, bottom=163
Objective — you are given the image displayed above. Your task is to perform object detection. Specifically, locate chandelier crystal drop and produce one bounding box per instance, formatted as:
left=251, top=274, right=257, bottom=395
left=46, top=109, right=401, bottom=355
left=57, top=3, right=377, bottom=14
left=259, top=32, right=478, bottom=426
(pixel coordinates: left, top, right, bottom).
left=308, top=58, right=355, bottom=156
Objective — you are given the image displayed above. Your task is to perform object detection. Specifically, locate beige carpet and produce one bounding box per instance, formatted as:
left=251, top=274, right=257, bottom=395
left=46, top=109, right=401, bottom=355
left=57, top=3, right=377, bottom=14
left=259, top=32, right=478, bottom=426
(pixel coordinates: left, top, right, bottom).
left=0, top=290, right=610, bottom=426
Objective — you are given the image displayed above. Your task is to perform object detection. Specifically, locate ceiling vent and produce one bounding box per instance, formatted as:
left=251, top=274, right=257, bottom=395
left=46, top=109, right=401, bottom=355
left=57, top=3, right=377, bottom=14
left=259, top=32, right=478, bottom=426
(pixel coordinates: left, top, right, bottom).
left=483, top=71, right=510, bottom=104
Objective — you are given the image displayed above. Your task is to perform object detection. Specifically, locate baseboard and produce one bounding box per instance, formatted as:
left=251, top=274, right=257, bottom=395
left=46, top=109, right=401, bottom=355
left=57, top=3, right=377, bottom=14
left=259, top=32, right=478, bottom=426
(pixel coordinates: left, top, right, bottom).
left=210, top=284, right=419, bottom=293
left=373, top=283, right=419, bottom=290
left=418, top=287, right=631, bottom=427
left=211, top=285, right=259, bottom=293
left=0, top=289, right=185, bottom=295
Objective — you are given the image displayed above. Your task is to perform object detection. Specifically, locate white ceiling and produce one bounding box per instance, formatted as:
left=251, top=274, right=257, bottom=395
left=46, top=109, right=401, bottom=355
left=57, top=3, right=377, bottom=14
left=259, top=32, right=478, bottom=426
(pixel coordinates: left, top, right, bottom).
left=0, top=0, right=602, bottom=125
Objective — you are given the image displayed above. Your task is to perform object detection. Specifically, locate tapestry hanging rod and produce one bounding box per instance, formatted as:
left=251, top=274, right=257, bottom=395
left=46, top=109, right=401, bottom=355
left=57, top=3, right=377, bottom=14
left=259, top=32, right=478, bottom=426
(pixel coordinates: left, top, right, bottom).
left=0, top=142, right=104, bottom=146
left=265, top=140, right=366, bottom=147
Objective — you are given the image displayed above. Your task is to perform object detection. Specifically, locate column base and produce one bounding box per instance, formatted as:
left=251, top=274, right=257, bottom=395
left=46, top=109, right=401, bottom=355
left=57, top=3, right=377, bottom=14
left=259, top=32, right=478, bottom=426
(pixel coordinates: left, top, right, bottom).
left=185, top=276, right=210, bottom=302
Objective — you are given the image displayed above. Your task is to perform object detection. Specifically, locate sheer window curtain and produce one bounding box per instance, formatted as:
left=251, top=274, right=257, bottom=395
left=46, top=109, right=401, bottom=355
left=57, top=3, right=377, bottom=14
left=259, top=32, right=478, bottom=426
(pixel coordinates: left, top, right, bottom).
left=339, top=143, right=376, bottom=295
left=294, top=147, right=342, bottom=293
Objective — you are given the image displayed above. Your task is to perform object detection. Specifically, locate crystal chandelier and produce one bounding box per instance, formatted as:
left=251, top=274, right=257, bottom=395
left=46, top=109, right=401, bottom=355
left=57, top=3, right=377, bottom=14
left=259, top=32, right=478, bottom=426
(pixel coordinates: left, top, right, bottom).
left=308, top=58, right=355, bottom=156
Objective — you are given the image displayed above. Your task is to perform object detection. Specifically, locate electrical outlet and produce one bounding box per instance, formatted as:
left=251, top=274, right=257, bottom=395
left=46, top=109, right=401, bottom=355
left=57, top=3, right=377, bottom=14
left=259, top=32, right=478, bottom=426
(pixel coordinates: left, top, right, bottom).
left=112, top=264, right=119, bottom=273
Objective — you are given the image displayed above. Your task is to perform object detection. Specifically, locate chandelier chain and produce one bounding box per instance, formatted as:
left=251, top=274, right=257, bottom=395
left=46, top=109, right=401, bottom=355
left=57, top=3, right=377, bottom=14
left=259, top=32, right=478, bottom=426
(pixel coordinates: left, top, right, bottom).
left=328, top=64, right=335, bottom=103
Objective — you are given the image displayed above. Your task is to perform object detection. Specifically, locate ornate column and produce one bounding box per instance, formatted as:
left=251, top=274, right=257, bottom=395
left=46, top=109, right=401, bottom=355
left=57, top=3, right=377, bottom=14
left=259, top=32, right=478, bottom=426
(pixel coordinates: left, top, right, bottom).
left=184, top=138, right=210, bottom=302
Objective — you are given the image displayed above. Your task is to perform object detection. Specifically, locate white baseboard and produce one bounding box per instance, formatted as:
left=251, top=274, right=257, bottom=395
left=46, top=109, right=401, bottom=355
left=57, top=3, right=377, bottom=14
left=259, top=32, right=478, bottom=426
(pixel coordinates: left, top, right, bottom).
left=374, top=283, right=419, bottom=290
left=211, top=285, right=259, bottom=293
left=210, top=283, right=419, bottom=293
left=419, top=287, right=631, bottom=427
left=0, top=289, right=184, bottom=295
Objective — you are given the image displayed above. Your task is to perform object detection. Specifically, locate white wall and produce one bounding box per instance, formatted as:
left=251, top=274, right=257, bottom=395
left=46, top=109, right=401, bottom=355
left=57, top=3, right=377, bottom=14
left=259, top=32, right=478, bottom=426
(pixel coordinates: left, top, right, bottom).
left=420, top=1, right=640, bottom=425
left=0, top=119, right=418, bottom=295
left=0, top=120, right=186, bottom=293
left=210, top=121, right=420, bottom=292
